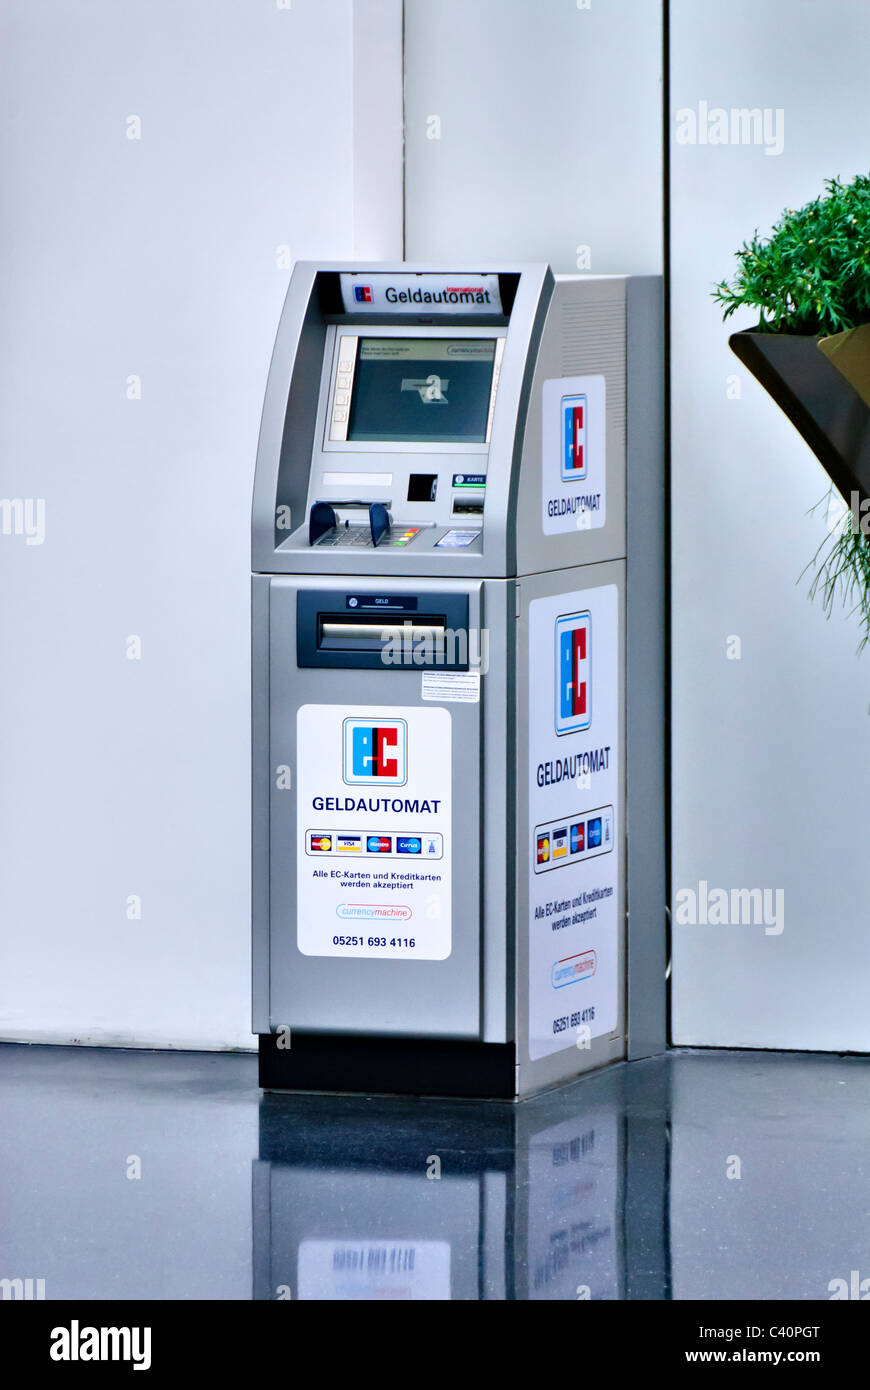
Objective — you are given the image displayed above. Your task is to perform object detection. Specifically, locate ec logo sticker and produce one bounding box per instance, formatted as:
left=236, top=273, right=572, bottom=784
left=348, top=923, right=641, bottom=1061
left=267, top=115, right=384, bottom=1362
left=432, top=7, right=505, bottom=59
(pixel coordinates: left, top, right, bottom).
left=541, top=374, right=606, bottom=536
left=562, top=395, right=587, bottom=480
left=342, top=718, right=407, bottom=785
left=555, top=613, right=590, bottom=735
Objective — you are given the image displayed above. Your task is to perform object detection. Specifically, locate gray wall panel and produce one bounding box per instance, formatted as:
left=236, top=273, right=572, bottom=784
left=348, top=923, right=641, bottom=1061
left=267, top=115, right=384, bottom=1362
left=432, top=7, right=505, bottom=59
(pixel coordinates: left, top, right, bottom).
left=404, top=0, right=663, bottom=276
left=670, top=0, right=870, bottom=1048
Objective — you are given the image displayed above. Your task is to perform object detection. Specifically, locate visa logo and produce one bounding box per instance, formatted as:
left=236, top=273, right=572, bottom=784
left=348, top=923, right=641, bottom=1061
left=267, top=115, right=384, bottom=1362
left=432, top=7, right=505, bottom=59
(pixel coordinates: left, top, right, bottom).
left=555, top=613, right=591, bottom=735
left=561, top=395, right=587, bottom=480
left=552, top=827, right=568, bottom=859
left=343, top=718, right=407, bottom=785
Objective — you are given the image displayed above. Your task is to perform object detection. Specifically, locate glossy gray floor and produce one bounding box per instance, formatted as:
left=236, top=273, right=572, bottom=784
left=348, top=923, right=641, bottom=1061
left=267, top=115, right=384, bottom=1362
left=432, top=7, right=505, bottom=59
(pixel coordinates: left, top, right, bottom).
left=2, top=1042, right=869, bottom=1300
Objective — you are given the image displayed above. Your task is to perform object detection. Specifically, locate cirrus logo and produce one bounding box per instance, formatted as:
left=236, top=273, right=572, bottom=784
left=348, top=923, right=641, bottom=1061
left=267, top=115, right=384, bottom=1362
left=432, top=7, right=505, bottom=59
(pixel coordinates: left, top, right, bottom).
left=342, top=718, right=407, bottom=785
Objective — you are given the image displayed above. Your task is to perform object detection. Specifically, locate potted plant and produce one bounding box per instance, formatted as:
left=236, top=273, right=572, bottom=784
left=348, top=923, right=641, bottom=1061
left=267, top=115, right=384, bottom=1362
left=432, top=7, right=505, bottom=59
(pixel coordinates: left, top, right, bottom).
left=715, top=174, right=870, bottom=644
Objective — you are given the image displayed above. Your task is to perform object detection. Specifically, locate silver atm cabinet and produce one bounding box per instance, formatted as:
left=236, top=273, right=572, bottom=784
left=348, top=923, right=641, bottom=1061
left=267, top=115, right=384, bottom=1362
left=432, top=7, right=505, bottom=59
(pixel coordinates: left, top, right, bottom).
left=252, top=264, right=665, bottom=1099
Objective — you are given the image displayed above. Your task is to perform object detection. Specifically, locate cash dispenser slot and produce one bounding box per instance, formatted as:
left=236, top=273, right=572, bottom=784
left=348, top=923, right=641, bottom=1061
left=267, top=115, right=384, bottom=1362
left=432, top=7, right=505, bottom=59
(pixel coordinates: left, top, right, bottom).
left=319, top=615, right=447, bottom=653
left=297, top=590, right=469, bottom=670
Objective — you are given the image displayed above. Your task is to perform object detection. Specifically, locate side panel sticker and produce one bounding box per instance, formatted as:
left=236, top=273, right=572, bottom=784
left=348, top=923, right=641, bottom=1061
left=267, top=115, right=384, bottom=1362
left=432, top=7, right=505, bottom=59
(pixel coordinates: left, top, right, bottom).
left=542, top=375, right=607, bottom=535
left=528, top=585, right=619, bottom=1059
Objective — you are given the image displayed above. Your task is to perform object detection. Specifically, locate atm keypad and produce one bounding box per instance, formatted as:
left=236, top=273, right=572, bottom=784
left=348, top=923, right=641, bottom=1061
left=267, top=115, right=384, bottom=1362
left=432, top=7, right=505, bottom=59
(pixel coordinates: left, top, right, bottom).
left=315, top=525, right=422, bottom=549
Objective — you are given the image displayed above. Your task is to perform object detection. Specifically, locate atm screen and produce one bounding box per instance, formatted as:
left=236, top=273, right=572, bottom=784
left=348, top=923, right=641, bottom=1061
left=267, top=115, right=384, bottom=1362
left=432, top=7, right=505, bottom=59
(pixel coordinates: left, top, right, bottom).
left=346, top=338, right=496, bottom=444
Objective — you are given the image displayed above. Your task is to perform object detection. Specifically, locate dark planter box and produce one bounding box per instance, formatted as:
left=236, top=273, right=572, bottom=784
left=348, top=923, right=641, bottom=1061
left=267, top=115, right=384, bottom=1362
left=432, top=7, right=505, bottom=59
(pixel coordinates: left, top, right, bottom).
left=729, top=330, right=870, bottom=507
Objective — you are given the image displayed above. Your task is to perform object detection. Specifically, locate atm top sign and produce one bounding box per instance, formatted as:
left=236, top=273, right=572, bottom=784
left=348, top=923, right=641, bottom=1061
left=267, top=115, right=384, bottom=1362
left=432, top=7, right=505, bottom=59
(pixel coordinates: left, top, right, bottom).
left=340, top=273, right=503, bottom=316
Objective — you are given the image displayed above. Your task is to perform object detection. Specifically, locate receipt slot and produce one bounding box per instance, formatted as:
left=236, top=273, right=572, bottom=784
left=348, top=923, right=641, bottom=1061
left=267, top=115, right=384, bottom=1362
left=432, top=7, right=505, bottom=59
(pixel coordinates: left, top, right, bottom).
left=252, top=264, right=665, bottom=1098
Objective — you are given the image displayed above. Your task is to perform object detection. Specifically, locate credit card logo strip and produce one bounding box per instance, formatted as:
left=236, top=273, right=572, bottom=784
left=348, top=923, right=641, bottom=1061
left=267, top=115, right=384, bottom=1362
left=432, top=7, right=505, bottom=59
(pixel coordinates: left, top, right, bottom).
left=342, top=718, right=407, bottom=786
left=532, top=805, right=614, bottom=874
left=555, top=612, right=591, bottom=735
left=561, top=394, right=587, bottom=480
left=305, top=829, right=443, bottom=860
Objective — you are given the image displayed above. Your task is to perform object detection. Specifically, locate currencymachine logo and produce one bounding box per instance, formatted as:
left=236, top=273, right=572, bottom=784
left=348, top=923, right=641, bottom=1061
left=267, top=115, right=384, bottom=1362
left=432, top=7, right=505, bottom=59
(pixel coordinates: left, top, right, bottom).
left=353, top=284, right=373, bottom=303
left=555, top=613, right=591, bottom=735
left=561, top=394, right=587, bottom=481
left=342, top=718, right=407, bottom=785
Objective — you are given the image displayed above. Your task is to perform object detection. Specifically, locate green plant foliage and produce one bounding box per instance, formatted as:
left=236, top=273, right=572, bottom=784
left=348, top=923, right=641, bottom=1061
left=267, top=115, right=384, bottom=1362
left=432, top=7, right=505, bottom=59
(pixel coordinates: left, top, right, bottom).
left=804, top=492, right=870, bottom=651
left=714, top=175, right=870, bottom=336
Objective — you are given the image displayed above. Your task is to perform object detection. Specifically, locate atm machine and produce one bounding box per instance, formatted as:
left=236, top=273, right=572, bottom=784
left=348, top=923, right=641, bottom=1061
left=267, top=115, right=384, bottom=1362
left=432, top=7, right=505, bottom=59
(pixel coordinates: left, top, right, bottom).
left=252, top=263, right=665, bottom=1099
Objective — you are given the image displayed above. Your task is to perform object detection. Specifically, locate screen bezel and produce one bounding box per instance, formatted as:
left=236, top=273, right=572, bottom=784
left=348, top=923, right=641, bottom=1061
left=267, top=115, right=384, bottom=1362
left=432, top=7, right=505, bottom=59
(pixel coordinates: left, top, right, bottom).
left=323, top=324, right=506, bottom=454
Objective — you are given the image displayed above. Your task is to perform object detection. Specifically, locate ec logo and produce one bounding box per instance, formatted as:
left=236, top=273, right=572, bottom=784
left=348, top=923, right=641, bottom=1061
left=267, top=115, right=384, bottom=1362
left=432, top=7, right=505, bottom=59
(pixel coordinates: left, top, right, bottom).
left=353, top=284, right=373, bottom=304
left=561, top=395, right=587, bottom=481
left=555, top=613, right=590, bottom=735
left=343, top=718, right=407, bottom=785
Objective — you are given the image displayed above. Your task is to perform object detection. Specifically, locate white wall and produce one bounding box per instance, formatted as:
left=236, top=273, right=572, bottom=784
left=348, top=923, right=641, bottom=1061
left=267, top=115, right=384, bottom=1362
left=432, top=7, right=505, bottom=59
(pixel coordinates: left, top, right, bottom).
left=0, top=0, right=402, bottom=1050
left=16, top=0, right=860, bottom=1059
left=670, top=0, right=870, bottom=1047
left=404, top=0, right=663, bottom=275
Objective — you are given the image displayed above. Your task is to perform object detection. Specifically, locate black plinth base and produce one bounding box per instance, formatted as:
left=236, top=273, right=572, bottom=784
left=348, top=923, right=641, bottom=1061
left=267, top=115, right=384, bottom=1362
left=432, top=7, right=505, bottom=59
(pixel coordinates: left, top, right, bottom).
left=258, top=1032, right=517, bottom=1100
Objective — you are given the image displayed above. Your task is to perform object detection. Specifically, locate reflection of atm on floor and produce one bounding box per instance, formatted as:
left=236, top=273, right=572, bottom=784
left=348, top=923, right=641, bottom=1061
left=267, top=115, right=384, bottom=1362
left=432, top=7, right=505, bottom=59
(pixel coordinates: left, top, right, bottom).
left=252, top=264, right=665, bottom=1098
left=252, top=1065, right=671, bottom=1300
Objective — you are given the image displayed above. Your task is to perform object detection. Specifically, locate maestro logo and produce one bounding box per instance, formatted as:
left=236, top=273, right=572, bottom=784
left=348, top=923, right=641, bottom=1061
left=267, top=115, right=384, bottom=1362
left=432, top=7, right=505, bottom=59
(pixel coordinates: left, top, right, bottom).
left=343, top=718, right=407, bottom=786
left=555, top=613, right=591, bottom=735
left=353, top=284, right=373, bottom=303
left=561, top=394, right=587, bottom=481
